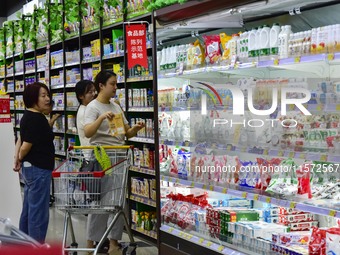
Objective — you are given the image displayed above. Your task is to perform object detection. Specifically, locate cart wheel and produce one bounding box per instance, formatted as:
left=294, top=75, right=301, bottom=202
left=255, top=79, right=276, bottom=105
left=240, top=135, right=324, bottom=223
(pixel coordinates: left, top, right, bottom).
left=122, top=243, right=137, bottom=255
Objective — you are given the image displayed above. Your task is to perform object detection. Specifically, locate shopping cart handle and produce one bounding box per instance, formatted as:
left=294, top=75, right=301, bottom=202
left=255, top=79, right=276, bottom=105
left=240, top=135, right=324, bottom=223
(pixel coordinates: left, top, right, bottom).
left=68, top=145, right=133, bottom=150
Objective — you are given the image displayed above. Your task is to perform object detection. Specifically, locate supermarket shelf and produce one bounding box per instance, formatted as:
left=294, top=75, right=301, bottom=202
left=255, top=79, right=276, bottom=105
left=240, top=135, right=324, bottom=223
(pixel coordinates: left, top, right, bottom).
left=65, top=62, right=80, bottom=67
left=160, top=224, right=252, bottom=255
left=51, top=84, right=64, bottom=89
left=159, top=140, right=339, bottom=163
left=25, top=70, right=36, bottom=75
left=65, top=83, right=77, bottom=88
left=128, top=107, right=153, bottom=112
left=81, top=57, right=100, bottom=64
left=126, top=76, right=153, bottom=82
left=129, top=194, right=156, bottom=207
left=51, top=64, right=63, bottom=70
left=102, top=53, right=124, bottom=60
left=158, top=53, right=340, bottom=79
left=161, top=175, right=340, bottom=218
left=129, top=165, right=155, bottom=176
left=131, top=223, right=157, bottom=240
left=128, top=137, right=154, bottom=144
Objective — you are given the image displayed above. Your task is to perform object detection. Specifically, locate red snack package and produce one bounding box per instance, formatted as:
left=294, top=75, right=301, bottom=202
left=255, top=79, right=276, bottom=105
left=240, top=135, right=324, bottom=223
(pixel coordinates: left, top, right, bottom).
left=202, top=34, right=221, bottom=64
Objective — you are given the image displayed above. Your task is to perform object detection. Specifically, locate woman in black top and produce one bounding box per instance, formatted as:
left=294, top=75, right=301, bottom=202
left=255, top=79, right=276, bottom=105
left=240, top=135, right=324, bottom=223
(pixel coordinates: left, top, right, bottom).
left=14, top=82, right=55, bottom=243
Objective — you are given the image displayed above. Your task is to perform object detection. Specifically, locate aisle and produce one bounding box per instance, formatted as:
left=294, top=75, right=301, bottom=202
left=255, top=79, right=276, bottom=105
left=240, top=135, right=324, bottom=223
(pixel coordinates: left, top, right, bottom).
left=47, top=206, right=158, bottom=255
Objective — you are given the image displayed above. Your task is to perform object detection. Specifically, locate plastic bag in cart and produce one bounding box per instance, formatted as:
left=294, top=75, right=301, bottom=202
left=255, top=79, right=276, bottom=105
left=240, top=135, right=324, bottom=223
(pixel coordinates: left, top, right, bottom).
left=79, top=159, right=103, bottom=201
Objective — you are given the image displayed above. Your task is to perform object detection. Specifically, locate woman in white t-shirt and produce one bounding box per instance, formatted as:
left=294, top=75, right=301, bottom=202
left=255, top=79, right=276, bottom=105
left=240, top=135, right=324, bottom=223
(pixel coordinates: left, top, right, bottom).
left=75, top=80, right=96, bottom=149
left=84, top=70, right=144, bottom=253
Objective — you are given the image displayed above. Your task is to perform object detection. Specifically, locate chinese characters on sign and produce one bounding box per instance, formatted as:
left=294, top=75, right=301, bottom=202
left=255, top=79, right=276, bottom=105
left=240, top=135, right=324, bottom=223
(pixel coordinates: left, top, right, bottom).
left=125, top=24, right=148, bottom=70
left=0, top=95, right=10, bottom=123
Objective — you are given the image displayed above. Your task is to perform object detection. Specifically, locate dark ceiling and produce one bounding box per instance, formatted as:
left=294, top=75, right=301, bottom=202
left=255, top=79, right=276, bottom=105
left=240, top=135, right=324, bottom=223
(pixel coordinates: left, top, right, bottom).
left=1, top=0, right=27, bottom=17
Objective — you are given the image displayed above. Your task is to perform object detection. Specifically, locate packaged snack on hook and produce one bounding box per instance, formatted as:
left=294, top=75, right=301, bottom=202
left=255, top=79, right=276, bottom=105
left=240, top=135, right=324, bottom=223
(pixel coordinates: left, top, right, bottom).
left=203, top=34, right=222, bottom=65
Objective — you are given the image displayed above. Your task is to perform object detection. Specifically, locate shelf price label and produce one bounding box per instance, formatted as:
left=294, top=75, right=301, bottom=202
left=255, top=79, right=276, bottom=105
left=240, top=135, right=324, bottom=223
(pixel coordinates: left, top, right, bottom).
left=289, top=202, right=296, bottom=209
left=202, top=184, right=207, bottom=190
left=209, top=185, right=214, bottom=191
left=191, top=181, right=195, bottom=187
left=242, top=192, right=247, bottom=198
left=328, top=53, right=335, bottom=61
left=278, top=150, right=284, bottom=157
left=294, top=56, right=301, bottom=63
left=206, top=241, right=213, bottom=247
left=336, top=104, right=340, bottom=111
left=217, top=246, right=224, bottom=252
left=320, top=155, right=328, bottom=161
left=198, top=238, right=204, bottom=244
left=288, top=151, right=295, bottom=158
left=222, top=188, right=227, bottom=194
left=266, top=197, right=271, bottom=203
left=329, top=210, right=337, bottom=217
left=253, top=194, right=259, bottom=201
left=274, top=59, right=279, bottom=65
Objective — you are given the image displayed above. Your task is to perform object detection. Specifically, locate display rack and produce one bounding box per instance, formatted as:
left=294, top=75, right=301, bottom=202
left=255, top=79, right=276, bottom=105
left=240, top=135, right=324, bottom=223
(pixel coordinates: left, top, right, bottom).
left=154, top=1, right=340, bottom=255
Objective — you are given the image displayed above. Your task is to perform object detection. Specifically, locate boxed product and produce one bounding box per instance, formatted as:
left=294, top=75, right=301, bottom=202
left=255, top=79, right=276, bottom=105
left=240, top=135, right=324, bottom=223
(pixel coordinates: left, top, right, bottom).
left=279, top=213, right=314, bottom=224
left=272, top=231, right=311, bottom=245
left=289, top=221, right=319, bottom=231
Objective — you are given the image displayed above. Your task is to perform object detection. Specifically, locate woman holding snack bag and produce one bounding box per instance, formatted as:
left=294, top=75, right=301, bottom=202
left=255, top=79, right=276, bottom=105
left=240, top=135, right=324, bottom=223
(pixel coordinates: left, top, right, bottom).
left=84, top=70, right=144, bottom=254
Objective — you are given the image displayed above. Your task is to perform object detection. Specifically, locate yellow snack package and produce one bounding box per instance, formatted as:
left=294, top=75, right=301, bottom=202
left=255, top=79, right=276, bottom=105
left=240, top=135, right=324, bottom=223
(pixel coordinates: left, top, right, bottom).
left=109, top=113, right=126, bottom=136
left=220, top=32, right=232, bottom=61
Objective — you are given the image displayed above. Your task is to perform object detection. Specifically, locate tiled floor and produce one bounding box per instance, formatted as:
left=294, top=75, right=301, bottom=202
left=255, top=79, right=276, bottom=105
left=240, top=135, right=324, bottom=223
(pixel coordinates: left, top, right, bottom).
left=47, top=206, right=158, bottom=255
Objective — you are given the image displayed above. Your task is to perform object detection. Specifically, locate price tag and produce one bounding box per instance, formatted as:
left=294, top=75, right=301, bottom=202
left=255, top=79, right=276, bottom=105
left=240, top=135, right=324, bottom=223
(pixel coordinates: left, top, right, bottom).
left=316, top=105, right=323, bottom=111
left=227, top=144, right=232, bottom=151
left=217, top=245, right=224, bottom=251
left=209, top=185, right=214, bottom=191
left=222, top=188, right=227, bottom=194
left=299, top=153, right=306, bottom=159
left=202, top=184, right=207, bottom=190
left=169, top=177, right=173, bottom=183
left=274, top=59, right=279, bottom=65
left=198, top=238, right=204, bottom=244
left=176, top=179, right=180, bottom=184
left=288, top=151, right=295, bottom=158
left=242, top=192, right=247, bottom=198
left=253, top=194, right=259, bottom=201
left=328, top=53, right=335, bottom=61
left=336, top=104, right=340, bottom=111
left=288, top=104, right=295, bottom=111
left=294, top=56, right=301, bottom=63
left=329, top=210, right=337, bottom=217
left=168, top=228, right=173, bottom=233
left=278, top=151, right=284, bottom=157
left=207, top=241, right=213, bottom=247
left=191, top=181, right=195, bottom=187
left=289, top=202, right=296, bottom=209
left=187, top=234, right=193, bottom=240
left=320, top=155, right=328, bottom=161
left=161, top=176, right=165, bottom=181
left=266, top=197, right=271, bottom=203
left=263, top=149, right=268, bottom=155
left=179, top=232, right=184, bottom=237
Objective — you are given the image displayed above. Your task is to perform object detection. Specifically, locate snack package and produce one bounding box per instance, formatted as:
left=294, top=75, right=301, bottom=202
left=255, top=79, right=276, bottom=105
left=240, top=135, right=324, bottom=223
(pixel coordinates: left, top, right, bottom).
left=186, top=40, right=205, bottom=68
left=109, top=113, right=125, bottom=136
left=220, top=32, right=232, bottom=62
left=266, top=158, right=298, bottom=196
left=203, top=34, right=221, bottom=65
left=326, top=228, right=340, bottom=255
left=296, top=162, right=312, bottom=198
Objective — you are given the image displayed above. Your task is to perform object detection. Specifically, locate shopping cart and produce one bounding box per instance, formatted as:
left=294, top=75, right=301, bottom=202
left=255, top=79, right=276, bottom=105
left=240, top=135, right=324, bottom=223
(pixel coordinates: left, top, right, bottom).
left=52, top=145, right=137, bottom=255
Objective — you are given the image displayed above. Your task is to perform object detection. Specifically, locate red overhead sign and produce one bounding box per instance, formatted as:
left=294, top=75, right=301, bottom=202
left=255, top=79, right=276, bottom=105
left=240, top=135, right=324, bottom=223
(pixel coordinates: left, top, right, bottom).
left=125, top=24, right=148, bottom=70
